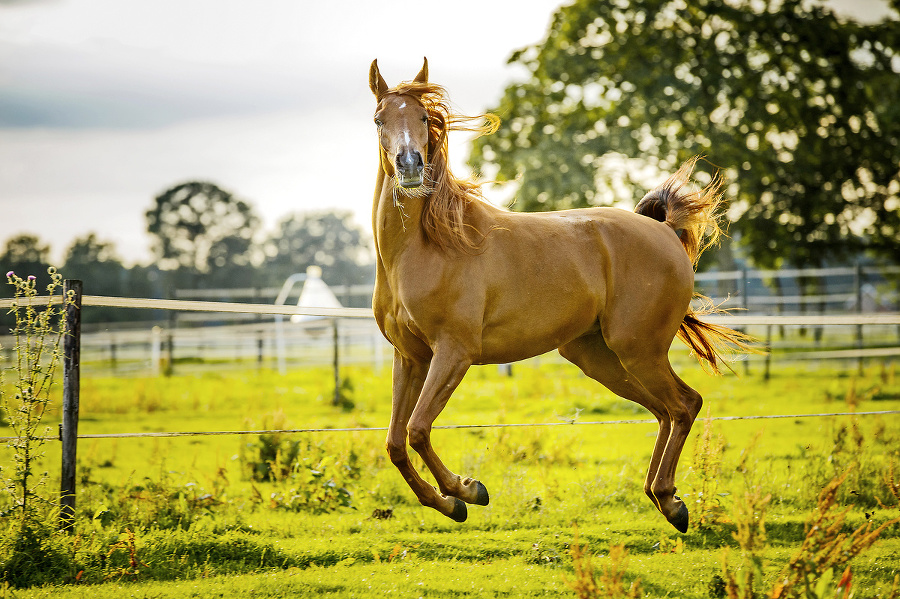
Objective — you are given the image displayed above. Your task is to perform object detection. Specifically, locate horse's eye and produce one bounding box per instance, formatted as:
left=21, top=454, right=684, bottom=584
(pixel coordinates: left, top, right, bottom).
left=421, top=115, right=428, bottom=124
left=374, top=118, right=383, bottom=127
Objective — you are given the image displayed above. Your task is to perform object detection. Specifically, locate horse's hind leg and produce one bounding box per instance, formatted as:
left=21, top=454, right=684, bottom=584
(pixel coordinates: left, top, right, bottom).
left=560, top=335, right=673, bottom=516
left=560, top=333, right=701, bottom=532
left=619, top=356, right=702, bottom=533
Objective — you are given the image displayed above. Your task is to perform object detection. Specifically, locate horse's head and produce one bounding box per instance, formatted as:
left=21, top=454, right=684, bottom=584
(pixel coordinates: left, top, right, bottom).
left=369, top=58, right=432, bottom=191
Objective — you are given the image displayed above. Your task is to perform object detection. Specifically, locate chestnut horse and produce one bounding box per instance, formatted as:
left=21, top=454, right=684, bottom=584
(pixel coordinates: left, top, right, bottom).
left=369, top=58, right=752, bottom=532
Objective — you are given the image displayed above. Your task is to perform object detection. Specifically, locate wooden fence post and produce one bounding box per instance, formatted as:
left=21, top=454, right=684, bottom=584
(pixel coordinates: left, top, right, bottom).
left=150, top=325, right=162, bottom=375
left=165, top=331, right=174, bottom=377
left=257, top=329, right=265, bottom=370
left=60, top=279, right=82, bottom=531
left=332, top=319, right=340, bottom=406
left=855, top=262, right=864, bottom=375
left=741, top=268, right=750, bottom=375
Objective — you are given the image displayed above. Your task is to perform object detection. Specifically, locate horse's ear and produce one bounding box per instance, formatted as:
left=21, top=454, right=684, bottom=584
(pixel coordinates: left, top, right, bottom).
left=369, top=59, right=389, bottom=99
left=413, top=57, right=428, bottom=84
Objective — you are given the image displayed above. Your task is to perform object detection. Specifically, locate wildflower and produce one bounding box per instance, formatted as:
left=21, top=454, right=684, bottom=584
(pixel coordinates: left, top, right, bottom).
left=27, top=275, right=36, bottom=281
left=6, top=271, right=13, bottom=278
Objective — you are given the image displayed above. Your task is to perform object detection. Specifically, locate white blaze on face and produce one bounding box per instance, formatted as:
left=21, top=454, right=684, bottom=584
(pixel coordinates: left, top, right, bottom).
left=397, top=101, right=411, bottom=152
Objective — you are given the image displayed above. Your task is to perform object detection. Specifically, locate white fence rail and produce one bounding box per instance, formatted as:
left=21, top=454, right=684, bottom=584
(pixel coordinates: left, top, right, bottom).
left=2, top=293, right=899, bottom=378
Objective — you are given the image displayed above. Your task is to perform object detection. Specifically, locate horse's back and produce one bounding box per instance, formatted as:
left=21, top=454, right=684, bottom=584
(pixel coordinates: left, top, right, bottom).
left=487, top=205, right=692, bottom=291
left=472, top=205, right=693, bottom=361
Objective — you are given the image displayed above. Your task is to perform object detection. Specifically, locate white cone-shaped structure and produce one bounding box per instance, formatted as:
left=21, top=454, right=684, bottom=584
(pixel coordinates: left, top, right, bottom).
left=291, top=265, right=342, bottom=323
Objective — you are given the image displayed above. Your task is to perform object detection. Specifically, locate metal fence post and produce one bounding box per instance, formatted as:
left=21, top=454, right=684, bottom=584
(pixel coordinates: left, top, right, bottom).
left=60, top=279, right=82, bottom=531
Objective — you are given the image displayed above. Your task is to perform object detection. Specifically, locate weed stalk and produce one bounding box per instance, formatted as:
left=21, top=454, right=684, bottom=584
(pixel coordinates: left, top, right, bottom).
left=0, top=268, right=72, bottom=585
left=564, top=525, right=642, bottom=599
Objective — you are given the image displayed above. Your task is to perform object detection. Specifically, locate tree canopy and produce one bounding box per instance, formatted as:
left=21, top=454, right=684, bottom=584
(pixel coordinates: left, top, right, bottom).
left=146, top=181, right=262, bottom=276
left=0, top=234, right=50, bottom=297
left=62, top=233, right=126, bottom=298
left=263, top=211, right=372, bottom=287
left=469, top=0, right=900, bottom=268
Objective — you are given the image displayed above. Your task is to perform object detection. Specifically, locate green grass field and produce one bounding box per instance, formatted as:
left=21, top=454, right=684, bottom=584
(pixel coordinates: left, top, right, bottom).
left=2, top=358, right=900, bottom=597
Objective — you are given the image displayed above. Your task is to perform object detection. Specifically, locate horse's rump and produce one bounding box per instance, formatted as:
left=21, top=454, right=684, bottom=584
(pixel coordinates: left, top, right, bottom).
left=635, top=158, right=760, bottom=373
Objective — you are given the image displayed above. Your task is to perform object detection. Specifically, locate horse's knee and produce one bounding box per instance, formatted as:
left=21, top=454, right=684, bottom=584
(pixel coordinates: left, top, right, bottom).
left=385, top=440, right=407, bottom=466
left=407, top=426, right=430, bottom=453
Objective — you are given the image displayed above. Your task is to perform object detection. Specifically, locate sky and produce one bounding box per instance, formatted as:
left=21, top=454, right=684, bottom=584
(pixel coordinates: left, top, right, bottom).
left=0, top=0, right=892, bottom=266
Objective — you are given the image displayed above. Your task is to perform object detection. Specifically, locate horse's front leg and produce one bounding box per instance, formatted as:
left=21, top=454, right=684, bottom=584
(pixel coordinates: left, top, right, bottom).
left=385, top=350, right=468, bottom=521
left=406, top=346, right=489, bottom=520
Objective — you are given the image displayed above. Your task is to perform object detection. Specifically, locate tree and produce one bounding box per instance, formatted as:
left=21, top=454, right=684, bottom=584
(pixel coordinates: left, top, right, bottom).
left=264, top=211, right=373, bottom=288
left=145, top=181, right=262, bottom=280
left=0, top=234, right=51, bottom=296
left=63, top=233, right=120, bottom=265
left=62, top=233, right=127, bottom=301
left=469, top=0, right=900, bottom=269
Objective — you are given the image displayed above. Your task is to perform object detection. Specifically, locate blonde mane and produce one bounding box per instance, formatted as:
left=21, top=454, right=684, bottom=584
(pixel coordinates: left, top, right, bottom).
left=385, top=82, right=500, bottom=253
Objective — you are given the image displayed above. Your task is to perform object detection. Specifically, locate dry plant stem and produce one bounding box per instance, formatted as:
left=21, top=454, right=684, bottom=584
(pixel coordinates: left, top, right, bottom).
left=691, top=407, right=726, bottom=529
left=883, top=460, right=900, bottom=506
left=564, top=525, right=643, bottom=599
left=722, top=465, right=900, bottom=599
left=722, top=485, right=771, bottom=599
left=2, top=269, right=68, bottom=533
left=774, top=468, right=900, bottom=598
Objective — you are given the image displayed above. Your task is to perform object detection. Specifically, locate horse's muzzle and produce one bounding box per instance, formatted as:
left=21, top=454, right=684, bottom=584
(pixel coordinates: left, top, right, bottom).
left=396, top=149, right=424, bottom=188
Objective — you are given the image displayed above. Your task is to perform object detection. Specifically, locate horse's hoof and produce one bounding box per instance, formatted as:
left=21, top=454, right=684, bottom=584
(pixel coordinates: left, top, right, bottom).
left=449, top=497, right=468, bottom=523
left=667, top=501, right=689, bottom=533
left=473, top=481, right=490, bottom=506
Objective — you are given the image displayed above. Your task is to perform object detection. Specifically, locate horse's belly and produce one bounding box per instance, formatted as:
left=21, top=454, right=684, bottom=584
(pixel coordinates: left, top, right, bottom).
left=477, top=306, right=600, bottom=365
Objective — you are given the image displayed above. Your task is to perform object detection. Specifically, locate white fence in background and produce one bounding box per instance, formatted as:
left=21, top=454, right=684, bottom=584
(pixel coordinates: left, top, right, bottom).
left=1, top=263, right=899, bottom=378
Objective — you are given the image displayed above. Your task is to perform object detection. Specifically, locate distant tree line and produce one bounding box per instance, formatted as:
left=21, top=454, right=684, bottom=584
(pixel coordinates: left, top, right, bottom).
left=1, top=181, right=374, bottom=324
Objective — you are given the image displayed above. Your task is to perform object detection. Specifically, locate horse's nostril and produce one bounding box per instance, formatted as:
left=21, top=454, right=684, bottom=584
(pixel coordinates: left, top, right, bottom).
left=396, top=150, right=424, bottom=174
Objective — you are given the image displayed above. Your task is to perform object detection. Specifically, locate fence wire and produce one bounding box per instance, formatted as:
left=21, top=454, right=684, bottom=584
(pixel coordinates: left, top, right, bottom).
left=3, top=410, right=898, bottom=443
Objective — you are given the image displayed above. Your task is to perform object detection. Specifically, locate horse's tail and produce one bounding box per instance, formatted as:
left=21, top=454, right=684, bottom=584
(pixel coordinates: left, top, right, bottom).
left=675, top=298, right=762, bottom=375
left=634, top=156, right=723, bottom=266
left=635, top=156, right=762, bottom=374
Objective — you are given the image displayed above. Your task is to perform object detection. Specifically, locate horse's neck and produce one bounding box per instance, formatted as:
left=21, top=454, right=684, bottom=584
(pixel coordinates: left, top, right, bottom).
left=372, top=168, right=426, bottom=266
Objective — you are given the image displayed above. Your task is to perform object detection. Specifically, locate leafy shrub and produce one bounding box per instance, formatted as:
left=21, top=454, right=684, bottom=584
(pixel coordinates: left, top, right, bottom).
left=241, top=430, right=361, bottom=513
left=0, top=515, right=74, bottom=588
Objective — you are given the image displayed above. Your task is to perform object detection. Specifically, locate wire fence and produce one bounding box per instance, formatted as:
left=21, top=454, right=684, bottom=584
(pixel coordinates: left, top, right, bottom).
left=3, top=409, right=899, bottom=443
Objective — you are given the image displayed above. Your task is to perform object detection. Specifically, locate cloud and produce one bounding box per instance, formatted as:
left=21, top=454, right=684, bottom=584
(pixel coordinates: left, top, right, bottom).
left=0, top=39, right=346, bottom=129
left=0, top=0, right=57, bottom=5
